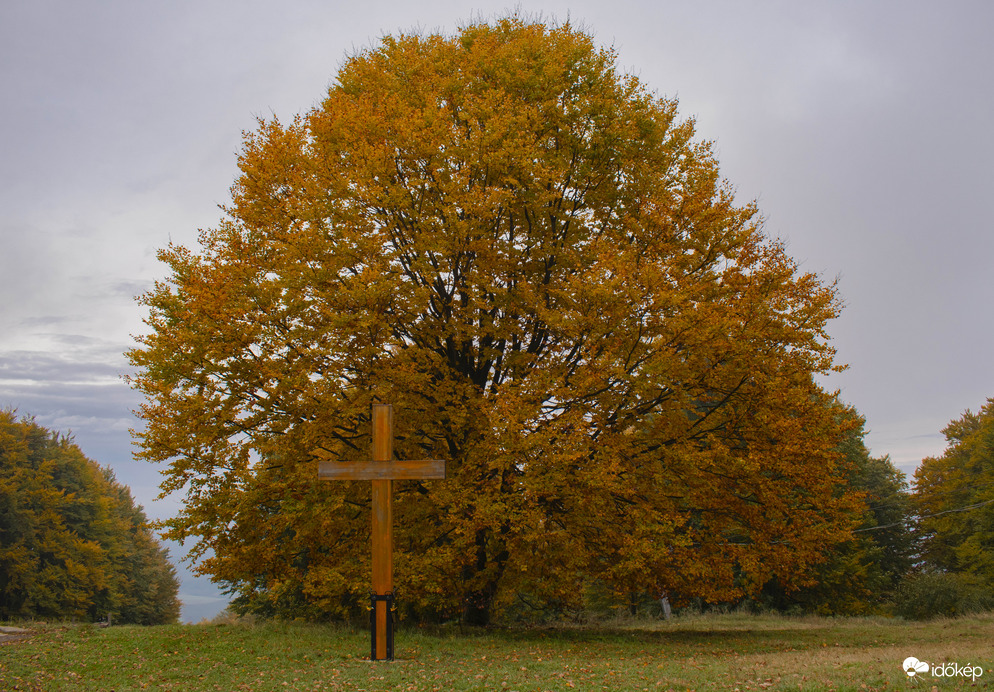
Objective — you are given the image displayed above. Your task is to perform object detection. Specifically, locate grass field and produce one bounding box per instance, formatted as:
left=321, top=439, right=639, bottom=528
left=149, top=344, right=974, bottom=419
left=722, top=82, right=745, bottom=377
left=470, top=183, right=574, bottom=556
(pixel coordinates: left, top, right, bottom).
left=1, top=612, right=992, bottom=690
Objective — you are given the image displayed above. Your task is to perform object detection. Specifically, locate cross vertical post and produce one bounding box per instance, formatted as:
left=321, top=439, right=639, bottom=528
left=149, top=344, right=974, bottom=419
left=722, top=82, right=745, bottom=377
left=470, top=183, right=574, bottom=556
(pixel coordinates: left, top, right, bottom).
left=316, top=402, right=445, bottom=661
left=370, top=403, right=392, bottom=661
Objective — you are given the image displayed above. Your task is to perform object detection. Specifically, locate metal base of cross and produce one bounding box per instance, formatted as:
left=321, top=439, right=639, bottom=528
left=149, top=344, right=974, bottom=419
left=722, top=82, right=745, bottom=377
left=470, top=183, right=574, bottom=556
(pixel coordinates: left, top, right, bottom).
left=369, top=592, right=395, bottom=661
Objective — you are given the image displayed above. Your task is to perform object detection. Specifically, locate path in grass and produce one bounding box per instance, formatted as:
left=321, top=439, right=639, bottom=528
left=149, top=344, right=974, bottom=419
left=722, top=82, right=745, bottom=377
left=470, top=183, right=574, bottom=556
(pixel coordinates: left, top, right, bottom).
left=1, top=614, right=992, bottom=690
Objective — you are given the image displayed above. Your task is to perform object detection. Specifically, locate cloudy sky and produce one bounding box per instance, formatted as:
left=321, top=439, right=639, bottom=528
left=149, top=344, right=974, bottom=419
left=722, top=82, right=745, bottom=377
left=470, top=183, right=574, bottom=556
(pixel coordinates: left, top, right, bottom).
left=2, top=0, right=991, bottom=621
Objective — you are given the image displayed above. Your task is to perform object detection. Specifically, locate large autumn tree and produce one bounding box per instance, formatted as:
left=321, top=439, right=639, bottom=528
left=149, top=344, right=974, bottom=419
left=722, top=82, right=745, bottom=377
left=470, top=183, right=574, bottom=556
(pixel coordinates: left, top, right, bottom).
left=129, top=18, right=857, bottom=625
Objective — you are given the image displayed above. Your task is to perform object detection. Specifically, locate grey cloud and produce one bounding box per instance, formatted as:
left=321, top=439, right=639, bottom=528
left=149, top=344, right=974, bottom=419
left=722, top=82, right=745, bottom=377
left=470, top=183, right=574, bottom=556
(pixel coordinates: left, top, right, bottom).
left=110, top=279, right=155, bottom=299
left=18, top=315, right=76, bottom=328
left=0, top=347, right=130, bottom=380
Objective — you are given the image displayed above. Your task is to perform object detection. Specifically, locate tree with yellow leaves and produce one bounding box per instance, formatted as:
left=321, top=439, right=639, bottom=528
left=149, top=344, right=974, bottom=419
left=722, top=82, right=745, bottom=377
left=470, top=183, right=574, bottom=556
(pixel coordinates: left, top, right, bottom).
left=915, top=399, right=994, bottom=586
left=129, top=17, right=857, bottom=625
left=0, top=411, right=180, bottom=624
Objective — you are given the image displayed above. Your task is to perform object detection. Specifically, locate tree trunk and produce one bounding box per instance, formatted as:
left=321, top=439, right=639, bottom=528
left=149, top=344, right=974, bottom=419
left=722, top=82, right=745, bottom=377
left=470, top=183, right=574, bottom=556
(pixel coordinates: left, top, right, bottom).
left=461, top=527, right=508, bottom=626
left=462, top=590, right=493, bottom=627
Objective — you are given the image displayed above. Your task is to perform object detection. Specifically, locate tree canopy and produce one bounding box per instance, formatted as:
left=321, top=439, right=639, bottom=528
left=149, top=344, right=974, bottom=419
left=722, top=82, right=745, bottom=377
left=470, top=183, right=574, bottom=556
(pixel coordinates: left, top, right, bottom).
left=0, top=411, right=180, bottom=624
left=129, top=18, right=857, bottom=625
left=757, top=410, right=914, bottom=615
left=915, top=398, right=994, bottom=585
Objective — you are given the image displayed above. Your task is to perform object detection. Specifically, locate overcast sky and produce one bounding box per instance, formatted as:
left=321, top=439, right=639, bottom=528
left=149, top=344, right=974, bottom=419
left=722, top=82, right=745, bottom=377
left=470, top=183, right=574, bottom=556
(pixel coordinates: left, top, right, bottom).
left=2, top=0, right=992, bottom=621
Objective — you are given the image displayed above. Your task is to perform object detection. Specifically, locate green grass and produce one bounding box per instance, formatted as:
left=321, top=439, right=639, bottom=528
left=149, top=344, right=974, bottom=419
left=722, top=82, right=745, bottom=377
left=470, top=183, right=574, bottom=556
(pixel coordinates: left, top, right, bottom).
left=2, top=613, right=993, bottom=690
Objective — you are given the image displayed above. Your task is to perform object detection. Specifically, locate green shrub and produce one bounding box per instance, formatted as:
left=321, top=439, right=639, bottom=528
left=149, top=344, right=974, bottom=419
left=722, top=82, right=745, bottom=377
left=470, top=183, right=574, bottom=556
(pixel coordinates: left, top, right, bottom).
left=892, top=571, right=994, bottom=620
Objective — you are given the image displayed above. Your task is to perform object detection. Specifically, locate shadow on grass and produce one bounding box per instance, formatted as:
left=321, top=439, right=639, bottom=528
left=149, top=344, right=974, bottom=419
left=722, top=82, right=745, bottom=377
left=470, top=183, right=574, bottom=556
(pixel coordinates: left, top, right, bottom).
left=405, top=619, right=854, bottom=657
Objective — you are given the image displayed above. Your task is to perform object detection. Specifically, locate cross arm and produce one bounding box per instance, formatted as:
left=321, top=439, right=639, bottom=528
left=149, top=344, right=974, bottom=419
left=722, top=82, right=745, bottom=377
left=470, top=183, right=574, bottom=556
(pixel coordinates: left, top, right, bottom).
left=318, top=459, right=446, bottom=481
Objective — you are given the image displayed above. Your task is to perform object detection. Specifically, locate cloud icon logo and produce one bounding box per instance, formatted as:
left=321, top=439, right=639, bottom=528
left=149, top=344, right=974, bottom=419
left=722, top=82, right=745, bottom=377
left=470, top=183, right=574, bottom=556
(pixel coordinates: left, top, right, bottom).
left=903, top=657, right=929, bottom=677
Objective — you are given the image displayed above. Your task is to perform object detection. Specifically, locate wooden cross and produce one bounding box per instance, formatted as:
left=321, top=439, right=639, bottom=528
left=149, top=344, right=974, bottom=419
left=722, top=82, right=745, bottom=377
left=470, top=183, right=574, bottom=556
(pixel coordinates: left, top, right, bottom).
left=317, top=403, right=445, bottom=661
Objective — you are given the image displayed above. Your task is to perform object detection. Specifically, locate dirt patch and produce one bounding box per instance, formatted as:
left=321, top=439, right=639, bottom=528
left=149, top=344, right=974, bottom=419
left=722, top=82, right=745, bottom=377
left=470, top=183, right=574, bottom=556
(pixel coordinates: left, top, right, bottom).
left=0, top=626, right=33, bottom=645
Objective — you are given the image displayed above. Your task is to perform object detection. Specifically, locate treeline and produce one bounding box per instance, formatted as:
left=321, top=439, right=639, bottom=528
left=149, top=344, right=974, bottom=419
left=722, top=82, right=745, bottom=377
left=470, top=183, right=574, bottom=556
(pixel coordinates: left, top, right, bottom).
left=0, top=411, right=180, bottom=624
left=219, top=402, right=994, bottom=624
left=905, top=398, right=994, bottom=618
left=389, top=401, right=992, bottom=624
left=749, top=411, right=915, bottom=616
left=642, top=400, right=994, bottom=621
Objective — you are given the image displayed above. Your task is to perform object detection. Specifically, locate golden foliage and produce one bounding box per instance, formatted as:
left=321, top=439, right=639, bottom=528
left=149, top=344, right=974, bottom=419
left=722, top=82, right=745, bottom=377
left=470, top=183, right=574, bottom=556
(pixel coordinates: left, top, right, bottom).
left=914, top=399, right=994, bottom=584
left=128, top=17, right=856, bottom=623
left=0, top=412, right=180, bottom=623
